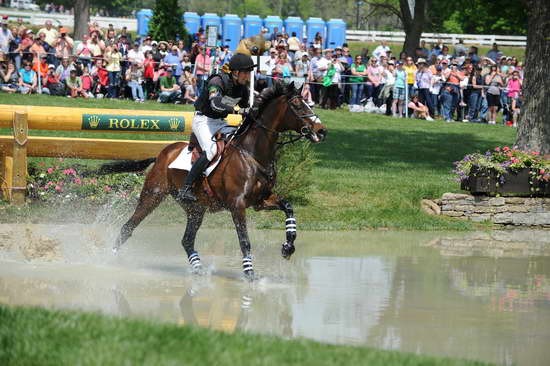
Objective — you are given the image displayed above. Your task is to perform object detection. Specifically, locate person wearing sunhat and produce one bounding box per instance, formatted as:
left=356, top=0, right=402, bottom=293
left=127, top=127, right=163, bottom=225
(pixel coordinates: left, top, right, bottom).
left=176, top=53, right=255, bottom=202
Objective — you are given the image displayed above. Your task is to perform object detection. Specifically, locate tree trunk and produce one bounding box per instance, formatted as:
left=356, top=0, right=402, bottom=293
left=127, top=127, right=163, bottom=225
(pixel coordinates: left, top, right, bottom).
left=74, top=0, right=90, bottom=41
left=399, top=0, right=426, bottom=58
left=515, top=0, right=550, bottom=154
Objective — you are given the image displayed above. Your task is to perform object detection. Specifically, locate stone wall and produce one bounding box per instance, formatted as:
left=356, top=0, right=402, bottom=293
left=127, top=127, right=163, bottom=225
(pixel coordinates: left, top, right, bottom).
left=427, top=193, right=550, bottom=226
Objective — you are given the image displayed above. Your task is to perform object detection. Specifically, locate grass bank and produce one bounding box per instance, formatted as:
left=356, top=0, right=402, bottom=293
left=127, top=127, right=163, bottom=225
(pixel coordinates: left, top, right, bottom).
left=0, top=305, right=494, bottom=366
left=0, top=94, right=516, bottom=230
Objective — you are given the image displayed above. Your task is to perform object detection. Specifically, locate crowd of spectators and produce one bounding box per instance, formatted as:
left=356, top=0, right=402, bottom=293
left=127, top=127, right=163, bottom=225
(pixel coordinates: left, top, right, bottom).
left=0, top=16, right=523, bottom=125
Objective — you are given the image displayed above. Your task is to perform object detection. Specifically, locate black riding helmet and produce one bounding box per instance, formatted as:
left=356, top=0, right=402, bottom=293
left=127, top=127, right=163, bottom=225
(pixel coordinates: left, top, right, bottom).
left=229, top=53, right=256, bottom=72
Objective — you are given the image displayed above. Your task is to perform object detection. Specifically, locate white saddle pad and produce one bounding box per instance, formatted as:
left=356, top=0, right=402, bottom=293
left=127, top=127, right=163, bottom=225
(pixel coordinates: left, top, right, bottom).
left=168, top=147, right=221, bottom=176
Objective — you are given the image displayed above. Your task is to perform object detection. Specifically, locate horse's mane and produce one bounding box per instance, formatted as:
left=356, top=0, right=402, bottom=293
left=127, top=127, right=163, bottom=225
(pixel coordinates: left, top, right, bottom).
left=251, top=81, right=290, bottom=119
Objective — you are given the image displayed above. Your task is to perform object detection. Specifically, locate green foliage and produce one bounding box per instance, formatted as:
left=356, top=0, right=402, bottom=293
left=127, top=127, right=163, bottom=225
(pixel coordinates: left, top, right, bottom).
left=442, top=11, right=463, bottom=34
left=275, top=140, right=318, bottom=204
left=149, top=0, right=187, bottom=41
left=234, top=0, right=272, bottom=18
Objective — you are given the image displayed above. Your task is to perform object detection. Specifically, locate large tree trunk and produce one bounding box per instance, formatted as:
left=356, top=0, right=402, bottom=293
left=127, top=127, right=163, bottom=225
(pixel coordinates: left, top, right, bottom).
left=515, top=0, right=550, bottom=153
left=399, top=0, right=426, bottom=58
left=74, top=0, right=90, bottom=41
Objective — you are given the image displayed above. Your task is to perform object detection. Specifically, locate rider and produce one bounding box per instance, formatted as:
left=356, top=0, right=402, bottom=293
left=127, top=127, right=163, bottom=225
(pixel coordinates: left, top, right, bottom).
left=176, top=53, right=255, bottom=202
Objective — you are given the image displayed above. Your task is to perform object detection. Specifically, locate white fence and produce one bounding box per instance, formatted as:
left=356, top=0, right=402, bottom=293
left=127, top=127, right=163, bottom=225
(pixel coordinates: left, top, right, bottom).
left=346, top=30, right=526, bottom=46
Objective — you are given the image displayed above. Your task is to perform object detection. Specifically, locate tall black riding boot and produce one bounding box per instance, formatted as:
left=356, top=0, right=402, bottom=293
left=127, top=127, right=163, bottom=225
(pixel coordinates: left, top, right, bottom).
left=176, top=152, right=210, bottom=202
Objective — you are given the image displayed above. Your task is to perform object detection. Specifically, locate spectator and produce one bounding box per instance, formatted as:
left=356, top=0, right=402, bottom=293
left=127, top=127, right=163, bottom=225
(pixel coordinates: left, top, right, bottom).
left=80, top=66, right=94, bottom=98
left=0, top=60, right=18, bottom=93
left=507, top=70, right=522, bottom=126
left=403, top=56, right=417, bottom=100
left=418, top=40, right=430, bottom=59
left=53, top=27, right=73, bottom=62
left=373, top=41, right=391, bottom=61
left=87, top=31, right=104, bottom=60
left=321, top=54, right=344, bottom=110
left=486, top=43, right=503, bottom=63
left=16, top=30, right=34, bottom=69
left=140, top=36, right=153, bottom=53
left=76, top=34, right=92, bottom=67
left=163, top=45, right=183, bottom=80
left=415, top=58, right=433, bottom=117
left=349, top=55, right=366, bottom=112
left=43, top=63, right=65, bottom=96
left=105, top=45, right=122, bottom=98
left=408, top=95, right=432, bottom=120
left=32, top=54, right=49, bottom=80
left=55, top=57, right=71, bottom=82
left=465, top=65, right=484, bottom=122
left=366, top=56, right=384, bottom=106
left=194, top=45, right=211, bottom=92
left=37, top=20, right=58, bottom=48
left=18, top=62, right=37, bottom=94
left=158, top=68, right=181, bottom=103
left=127, top=41, right=144, bottom=65
left=441, top=60, right=465, bottom=122
left=454, top=39, right=467, bottom=57
left=392, top=61, right=406, bottom=117
left=468, top=46, right=480, bottom=65
left=379, top=60, right=396, bottom=115
left=429, top=65, right=443, bottom=117
left=92, top=59, right=109, bottom=98
left=485, top=65, right=504, bottom=124
left=143, top=51, right=156, bottom=99
left=181, top=66, right=196, bottom=104
left=315, top=49, right=332, bottom=107
left=119, top=26, right=132, bottom=44
left=287, top=32, right=300, bottom=60
left=0, top=16, right=14, bottom=54
left=126, top=62, right=144, bottom=102
left=65, top=69, right=87, bottom=98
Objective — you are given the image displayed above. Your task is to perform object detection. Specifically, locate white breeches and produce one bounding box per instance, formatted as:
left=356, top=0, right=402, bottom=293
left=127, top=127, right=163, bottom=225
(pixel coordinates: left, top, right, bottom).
left=192, top=113, right=233, bottom=161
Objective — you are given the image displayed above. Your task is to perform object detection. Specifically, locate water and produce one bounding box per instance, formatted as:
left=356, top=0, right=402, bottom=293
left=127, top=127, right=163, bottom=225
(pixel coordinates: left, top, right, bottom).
left=1, top=224, right=549, bottom=366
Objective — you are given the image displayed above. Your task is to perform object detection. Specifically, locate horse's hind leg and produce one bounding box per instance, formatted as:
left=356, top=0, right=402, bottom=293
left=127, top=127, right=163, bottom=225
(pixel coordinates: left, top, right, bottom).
left=182, top=204, right=206, bottom=273
left=230, top=208, right=254, bottom=280
left=114, top=181, right=167, bottom=253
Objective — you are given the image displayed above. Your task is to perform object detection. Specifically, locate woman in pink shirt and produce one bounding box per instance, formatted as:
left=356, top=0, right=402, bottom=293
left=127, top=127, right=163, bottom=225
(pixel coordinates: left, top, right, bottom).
left=194, top=45, right=211, bottom=93
left=507, top=70, right=522, bottom=127
left=366, top=57, right=384, bottom=105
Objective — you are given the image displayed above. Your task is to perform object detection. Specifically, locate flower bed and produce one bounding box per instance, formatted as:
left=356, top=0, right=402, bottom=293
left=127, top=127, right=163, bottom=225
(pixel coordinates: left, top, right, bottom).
left=455, top=146, right=550, bottom=196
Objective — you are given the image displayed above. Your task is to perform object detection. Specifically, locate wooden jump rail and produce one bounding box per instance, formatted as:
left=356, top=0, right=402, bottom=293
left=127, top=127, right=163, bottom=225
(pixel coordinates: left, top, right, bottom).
left=0, top=105, right=242, bottom=204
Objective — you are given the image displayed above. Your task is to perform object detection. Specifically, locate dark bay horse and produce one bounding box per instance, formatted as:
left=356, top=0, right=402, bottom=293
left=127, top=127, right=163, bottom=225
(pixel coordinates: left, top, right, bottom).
left=105, top=81, right=327, bottom=279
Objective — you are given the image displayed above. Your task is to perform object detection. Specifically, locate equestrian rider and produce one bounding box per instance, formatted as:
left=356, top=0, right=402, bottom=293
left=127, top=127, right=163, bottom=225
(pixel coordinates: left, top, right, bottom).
left=176, top=53, right=255, bottom=202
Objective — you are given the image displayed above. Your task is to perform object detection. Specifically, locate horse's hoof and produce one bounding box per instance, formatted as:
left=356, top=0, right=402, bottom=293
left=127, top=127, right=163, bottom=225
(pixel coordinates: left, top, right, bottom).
left=281, top=242, right=295, bottom=259
left=188, top=252, right=203, bottom=274
left=191, top=265, right=205, bottom=276
left=112, top=246, right=119, bottom=255
left=243, top=269, right=255, bottom=282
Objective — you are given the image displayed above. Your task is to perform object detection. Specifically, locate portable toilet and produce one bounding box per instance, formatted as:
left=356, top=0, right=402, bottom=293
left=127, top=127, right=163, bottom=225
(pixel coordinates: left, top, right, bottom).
left=222, top=14, right=242, bottom=51
left=284, top=17, right=304, bottom=40
left=201, top=13, right=222, bottom=40
left=183, top=12, right=201, bottom=35
left=263, top=15, right=283, bottom=38
left=326, top=18, right=346, bottom=49
left=306, top=17, right=326, bottom=47
left=136, top=9, right=153, bottom=37
left=243, top=15, right=263, bottom=38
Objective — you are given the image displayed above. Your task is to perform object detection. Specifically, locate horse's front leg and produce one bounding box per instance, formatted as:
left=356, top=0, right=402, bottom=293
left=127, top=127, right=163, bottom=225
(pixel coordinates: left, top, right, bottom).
left=230, top=208, right=255, bottom=280
left=257, top=193, right=296, bottom=260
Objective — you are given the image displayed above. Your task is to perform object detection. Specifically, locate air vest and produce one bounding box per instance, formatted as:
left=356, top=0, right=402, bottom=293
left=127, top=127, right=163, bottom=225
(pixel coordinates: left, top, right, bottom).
left=194, top=73, right=250, bottom=120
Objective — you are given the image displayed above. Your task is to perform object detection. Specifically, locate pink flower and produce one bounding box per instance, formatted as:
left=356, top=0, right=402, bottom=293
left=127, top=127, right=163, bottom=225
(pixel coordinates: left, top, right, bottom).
left=45, top=181, right=54, bottom=188
left=89, top=178, right=97, bottom=185
left=540, top=169, right=546, bottom=174
left=63, top=168, right=76, bottom=176
left=533, top=151, right=540, bottom=155
left=494, top=147, right=501, bottom=152
left=104, top=186, right=112, bottom=192
left=47, top=168, right=55, bottom=174
left=544, top=174, right=550, bottom=181
left=503, top=146, right=510, bottom=152
left=73, top=178, right=82, bottom=185
left=54, top=185, right=62, bottom=192
left=511, top=158, right=520, bottom=164
left=513, top=145, right=519, bottom=150
left=506, top=152, right=513, bottom=157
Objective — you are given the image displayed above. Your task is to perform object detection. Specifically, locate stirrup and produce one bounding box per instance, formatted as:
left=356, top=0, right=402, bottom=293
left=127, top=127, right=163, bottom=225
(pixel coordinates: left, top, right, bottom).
left=177, top=184, right=197, bottom=202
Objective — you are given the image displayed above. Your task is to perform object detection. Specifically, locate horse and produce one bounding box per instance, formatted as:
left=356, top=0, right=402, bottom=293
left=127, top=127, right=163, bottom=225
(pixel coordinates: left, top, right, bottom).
left=103, top=81, right=327, bottom=279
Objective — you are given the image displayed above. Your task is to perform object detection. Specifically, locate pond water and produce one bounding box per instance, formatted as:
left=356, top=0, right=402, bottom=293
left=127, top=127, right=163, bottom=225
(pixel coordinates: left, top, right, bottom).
left=1, top=224, right=549, bottom=366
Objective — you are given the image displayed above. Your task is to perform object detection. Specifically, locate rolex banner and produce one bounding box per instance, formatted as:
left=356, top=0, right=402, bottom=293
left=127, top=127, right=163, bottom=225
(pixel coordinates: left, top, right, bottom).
left=82, top=114, right=185, bottom=132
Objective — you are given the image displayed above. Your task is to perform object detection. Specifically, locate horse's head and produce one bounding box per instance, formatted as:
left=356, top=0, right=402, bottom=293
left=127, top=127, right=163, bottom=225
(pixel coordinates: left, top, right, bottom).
left=280, top=81, right=327, bottom=143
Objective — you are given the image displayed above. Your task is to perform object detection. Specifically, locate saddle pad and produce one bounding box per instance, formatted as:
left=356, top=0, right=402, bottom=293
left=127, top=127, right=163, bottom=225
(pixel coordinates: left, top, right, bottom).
left=168, top=148, right=221, bottom=176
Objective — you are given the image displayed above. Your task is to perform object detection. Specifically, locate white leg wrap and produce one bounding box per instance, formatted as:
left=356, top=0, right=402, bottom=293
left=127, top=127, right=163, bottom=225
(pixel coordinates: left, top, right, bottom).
left=242, top=256, right=253, bottom=272
left=286, top=217, right=297, bottom=233
left=188, top=252, right=202, bottom=269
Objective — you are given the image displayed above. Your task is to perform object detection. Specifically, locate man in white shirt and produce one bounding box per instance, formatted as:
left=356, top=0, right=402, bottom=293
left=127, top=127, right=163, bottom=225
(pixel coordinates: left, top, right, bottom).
left=127, top=42, right=144, bottom=65
left=38, top=20, right=59, bottom=48
left=372, top=40, right=390, bottom=61
left=0, top=17, right=14, bottom=53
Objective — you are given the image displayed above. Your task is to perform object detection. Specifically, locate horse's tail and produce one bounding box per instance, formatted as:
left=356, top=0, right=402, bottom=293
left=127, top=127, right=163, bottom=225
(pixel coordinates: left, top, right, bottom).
left=98, top=158, right=156, bottom=175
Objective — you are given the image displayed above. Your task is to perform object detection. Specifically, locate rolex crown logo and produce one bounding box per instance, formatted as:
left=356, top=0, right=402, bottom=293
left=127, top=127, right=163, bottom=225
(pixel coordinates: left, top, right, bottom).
left=88, top=115, right=101, bottom=128
left=168, top=117, right=181, bottom=130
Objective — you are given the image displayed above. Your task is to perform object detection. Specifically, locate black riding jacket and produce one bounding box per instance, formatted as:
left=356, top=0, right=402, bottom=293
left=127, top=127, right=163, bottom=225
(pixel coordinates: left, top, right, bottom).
left=195, top=73, right=250, bottom=119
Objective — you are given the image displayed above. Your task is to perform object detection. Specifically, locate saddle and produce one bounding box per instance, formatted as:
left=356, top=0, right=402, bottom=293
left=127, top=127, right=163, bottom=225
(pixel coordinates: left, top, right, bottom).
left=187, top=131, right=228, bottom=167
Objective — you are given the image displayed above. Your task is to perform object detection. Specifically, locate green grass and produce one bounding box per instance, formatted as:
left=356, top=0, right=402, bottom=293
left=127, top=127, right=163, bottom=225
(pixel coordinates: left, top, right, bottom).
left=0, top=305, right=494, bottom=366
left=348, top=41, right=525, bottom=61
left=0, top=93, right=517, bottom=230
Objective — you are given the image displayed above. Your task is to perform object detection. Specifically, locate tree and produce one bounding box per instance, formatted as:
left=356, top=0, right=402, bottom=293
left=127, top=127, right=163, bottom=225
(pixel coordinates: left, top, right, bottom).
left=74, top=0, right=90, bottom=41
left=148, top=0, right=187, bottom=41
left=515, top=0, right=550, bottom=153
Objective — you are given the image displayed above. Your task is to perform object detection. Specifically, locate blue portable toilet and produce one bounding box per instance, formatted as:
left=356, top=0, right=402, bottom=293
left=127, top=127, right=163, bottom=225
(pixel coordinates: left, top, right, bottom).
left=326, top=19, right=346, bottom=49
left=263, top=16, right=283, bottom=38
left=183, top=12, right=201, bottom=35
left=201, top=13, right=222, bottom=39
left=136, top=9, right=153, bottom=37
left=284, top=17, right=304, bottom=40
left=222, top=14, right=242, bottom=51
left=306, top=17, right=326, bottom=47
left=243, top=15, right=262, bottom=38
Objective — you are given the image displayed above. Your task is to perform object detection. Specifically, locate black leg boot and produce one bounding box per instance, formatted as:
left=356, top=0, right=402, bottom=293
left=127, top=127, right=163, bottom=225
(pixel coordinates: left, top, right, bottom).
left=176, top=152, right=210, bottom=202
